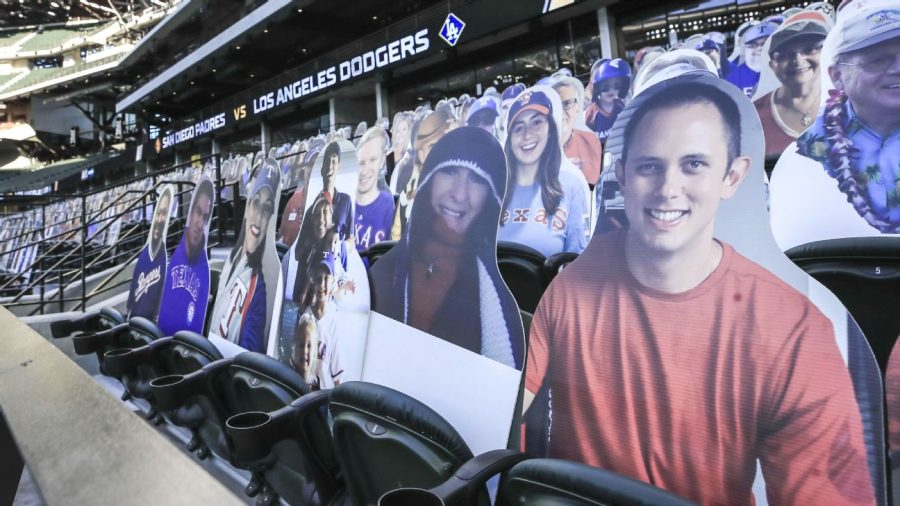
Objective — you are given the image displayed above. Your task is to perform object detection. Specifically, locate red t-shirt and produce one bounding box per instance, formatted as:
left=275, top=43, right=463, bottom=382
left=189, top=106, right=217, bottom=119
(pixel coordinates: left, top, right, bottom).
left=564, top=128, right=604, bottom=186
left=526, top=231, right=875, bottom=505
left=754, top=91, right=797, bottom=159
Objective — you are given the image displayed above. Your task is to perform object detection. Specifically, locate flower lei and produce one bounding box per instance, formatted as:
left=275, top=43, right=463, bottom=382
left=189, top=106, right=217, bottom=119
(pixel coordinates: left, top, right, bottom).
left=821, top=89, right=898, bottom=233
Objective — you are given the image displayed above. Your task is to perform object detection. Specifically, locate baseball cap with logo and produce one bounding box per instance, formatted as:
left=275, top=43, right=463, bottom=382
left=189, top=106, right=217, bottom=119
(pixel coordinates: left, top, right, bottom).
left=314, top=251, right=335, bottom=275
left=249, top=158, right=281, bottom=199
left=507, top=89, right=553, bottom=127
left=768, top=11, right=830, bottom=56
left=742, top=22, right=777, bottom=45
left=833, top=1, right=900, bottom=55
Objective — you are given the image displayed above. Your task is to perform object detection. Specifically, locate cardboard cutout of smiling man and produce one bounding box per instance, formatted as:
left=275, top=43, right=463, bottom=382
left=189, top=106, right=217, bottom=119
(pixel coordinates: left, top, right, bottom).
left=354, top=126, right=395, bottom=252
left=526, top=63, right=883, bottom=505
left=157, top=177, right=215, bottom=335
left=127, top=184, right=175, bottom=322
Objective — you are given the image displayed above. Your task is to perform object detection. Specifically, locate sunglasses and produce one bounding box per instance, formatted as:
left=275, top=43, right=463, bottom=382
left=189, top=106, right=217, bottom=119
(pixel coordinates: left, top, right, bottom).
left=771, top=43, right=823, bottom=63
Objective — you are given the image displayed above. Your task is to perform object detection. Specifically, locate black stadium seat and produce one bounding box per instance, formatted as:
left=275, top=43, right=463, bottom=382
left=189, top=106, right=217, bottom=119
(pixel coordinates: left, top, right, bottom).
left=104, top=330, right=223, bottom=428
left=360, top=240, right=397, bottom=266
left=497, top=459, right=696, bottom=506
left=496, top=241, right=547, bottom=314
left=786, top=237, right=900, bottom=372
left=150, top=352, right=339, bottom=506
left=380, top=456, right=696, bottom=506
left=329, top=381, right=501, bottom=506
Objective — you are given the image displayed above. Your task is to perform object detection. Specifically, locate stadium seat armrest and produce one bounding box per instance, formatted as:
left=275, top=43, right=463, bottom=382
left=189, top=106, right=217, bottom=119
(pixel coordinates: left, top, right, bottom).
left=50, top=311, right=99, bottom=338
left=149, top=358, right=228, bottom=411
left=103, top=336, right=173, bottom=378
left=72, top=322, right=128, bottom=355
left=430, top=449, right=529, bottom=505
left=226, top=389, right=330, bottom=464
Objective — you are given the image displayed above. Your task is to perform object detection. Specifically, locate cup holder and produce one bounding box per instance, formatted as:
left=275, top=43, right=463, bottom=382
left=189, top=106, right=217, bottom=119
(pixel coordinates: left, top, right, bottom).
left=104, top=347, right=132, bottom=358
left=379, top=488, right=444, bottom=506
left=227, top=411, right=271, bottom=430
left=150, top=374, right=185, bottom=388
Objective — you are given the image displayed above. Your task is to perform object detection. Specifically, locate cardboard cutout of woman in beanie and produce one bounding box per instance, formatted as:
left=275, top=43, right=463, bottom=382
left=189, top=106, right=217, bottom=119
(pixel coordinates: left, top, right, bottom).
left=209, top=159, right=282, bottom=355
left=364, top=126, right=525, bottom=455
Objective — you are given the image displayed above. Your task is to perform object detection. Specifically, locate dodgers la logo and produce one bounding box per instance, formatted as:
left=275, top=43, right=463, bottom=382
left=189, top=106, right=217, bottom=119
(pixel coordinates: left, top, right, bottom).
left=440, top=13, right=465, bottom=47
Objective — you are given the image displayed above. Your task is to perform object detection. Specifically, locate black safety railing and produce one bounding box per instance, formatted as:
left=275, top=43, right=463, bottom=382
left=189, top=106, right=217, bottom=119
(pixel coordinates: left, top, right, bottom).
left=0, top=154, right=232, bottom=315
left=0, top=127, right=362, bottom=316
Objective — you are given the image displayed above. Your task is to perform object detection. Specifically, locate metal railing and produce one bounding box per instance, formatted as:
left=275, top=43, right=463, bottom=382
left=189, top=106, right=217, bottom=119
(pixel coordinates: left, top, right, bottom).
left=0, top=154, right=233, bottom=315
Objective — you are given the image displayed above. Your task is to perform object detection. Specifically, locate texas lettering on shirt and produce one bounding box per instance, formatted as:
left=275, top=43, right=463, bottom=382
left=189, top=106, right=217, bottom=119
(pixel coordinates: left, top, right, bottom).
left=501, top=207, right=568, bottom=232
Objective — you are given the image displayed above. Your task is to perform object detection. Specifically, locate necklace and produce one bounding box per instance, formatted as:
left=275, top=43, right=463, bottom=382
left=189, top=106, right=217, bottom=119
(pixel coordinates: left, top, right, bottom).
left=771, top=90, right=817, bottom=136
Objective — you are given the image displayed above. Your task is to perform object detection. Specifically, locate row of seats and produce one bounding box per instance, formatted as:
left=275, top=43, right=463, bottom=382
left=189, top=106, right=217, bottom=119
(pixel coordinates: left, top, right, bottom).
left=50, top=258, right=696, bottom=505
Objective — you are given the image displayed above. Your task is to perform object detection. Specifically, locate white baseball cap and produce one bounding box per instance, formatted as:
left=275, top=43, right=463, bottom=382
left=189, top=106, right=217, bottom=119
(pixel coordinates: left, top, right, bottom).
left=834, top=0, right=900, bottom=55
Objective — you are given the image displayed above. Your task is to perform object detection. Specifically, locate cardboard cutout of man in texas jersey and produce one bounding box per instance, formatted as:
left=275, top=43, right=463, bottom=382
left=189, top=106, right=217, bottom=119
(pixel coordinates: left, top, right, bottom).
left=208, top=159, right=282, bottom=355
left=157, top=177, right=215, bottom=336
left=127, top=184, right=175, bottom=322
left=271, top=139, right=371, bottom=392
left=364, top=127, right=525, bottom=456
left=354, top=126, right=395, bottom=251
left=526, top=67, right=884, bottom=505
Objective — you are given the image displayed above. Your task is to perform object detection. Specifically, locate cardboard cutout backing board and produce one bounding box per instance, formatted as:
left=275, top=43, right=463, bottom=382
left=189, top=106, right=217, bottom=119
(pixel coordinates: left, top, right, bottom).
left=271, top=140, right=371, bottom=390
left=498, top=85, right=591, bottom=258
left=157, top=177, right=215, bottom=336
left=769, top=0, right=900, bottom=250
left=354, top=126, right=395, bottom=251
left=536, top=69, right=884, bottom=505
left=208, top=159, right=282, bottom=356
left=126, top=184, right=175, bottom=323
left=364, top=127, right=526, bottom=456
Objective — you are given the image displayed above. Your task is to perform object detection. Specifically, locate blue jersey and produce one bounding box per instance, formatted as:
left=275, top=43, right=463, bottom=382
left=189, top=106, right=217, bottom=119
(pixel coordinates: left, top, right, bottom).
left=588, top=100, right=624, bottom=143
left=127, top=246, right=167, bottom=322
left=498, top=170, right=589, bottom=257
left=354, top=190, right=395, bottom=251
left=157, top=239, right=210, bottom=335
left=725, top=63, right=759, bottom=98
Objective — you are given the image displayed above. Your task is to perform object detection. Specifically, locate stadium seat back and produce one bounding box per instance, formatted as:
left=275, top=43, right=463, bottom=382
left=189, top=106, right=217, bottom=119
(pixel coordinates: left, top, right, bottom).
left=497, top=459, right=696, bottom=506
left=787, top=237, right=900, bottom=372
left=496, top=241, right=547, bottom=313
left=330, top=381, right=489, bottom=506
